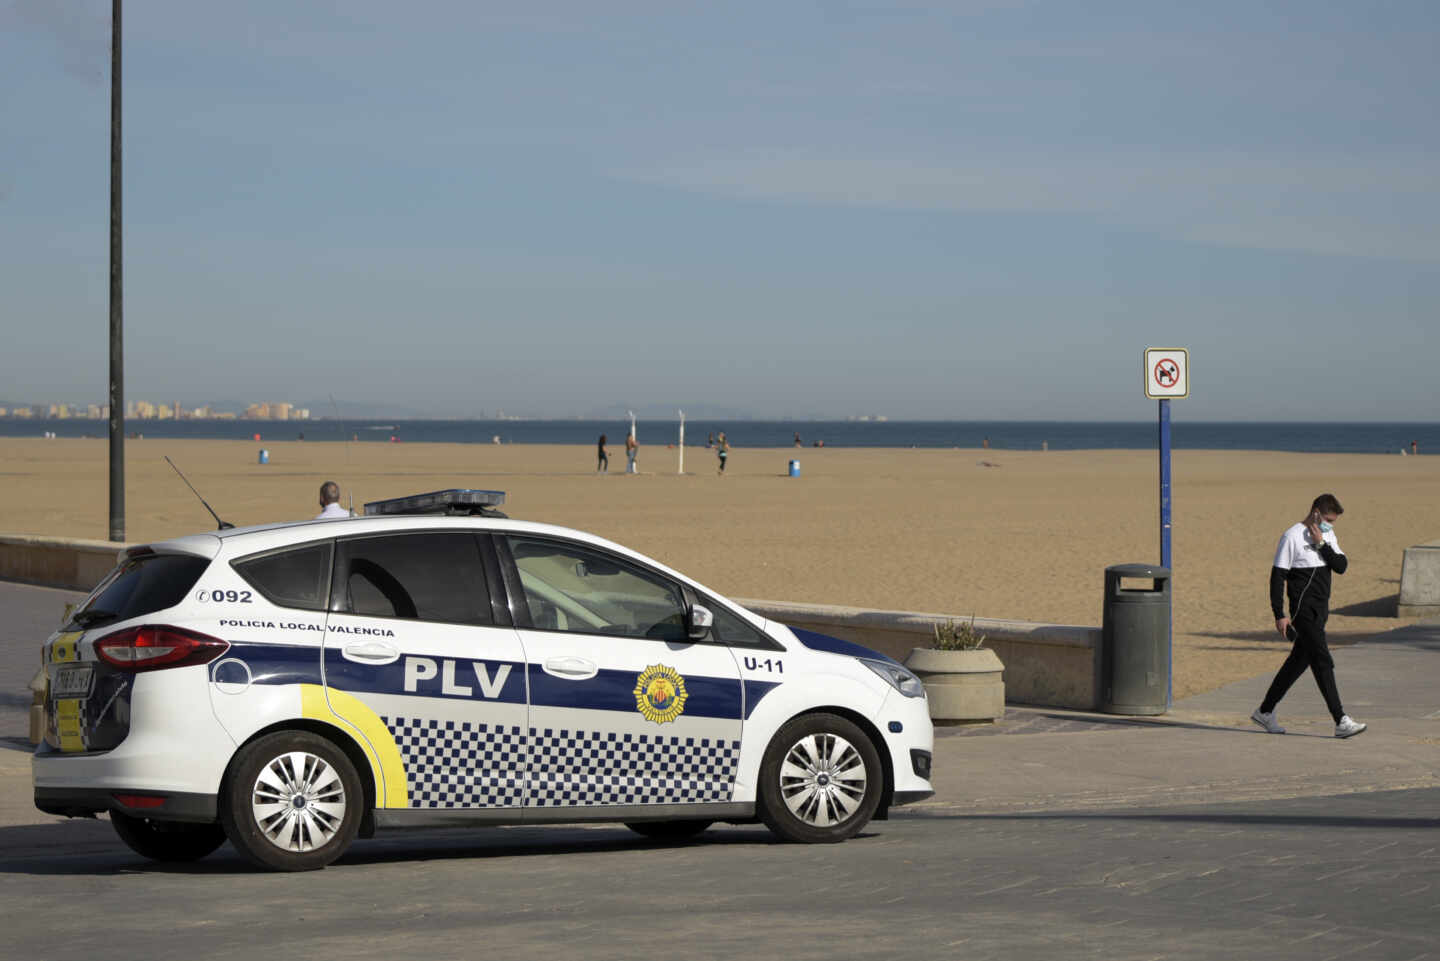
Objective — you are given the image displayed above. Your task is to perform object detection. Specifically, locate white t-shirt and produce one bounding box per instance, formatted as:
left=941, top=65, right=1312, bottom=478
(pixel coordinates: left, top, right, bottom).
left=315, top=503, right=350, bottom=519
left=1273, top=522, right=1341, bottom=570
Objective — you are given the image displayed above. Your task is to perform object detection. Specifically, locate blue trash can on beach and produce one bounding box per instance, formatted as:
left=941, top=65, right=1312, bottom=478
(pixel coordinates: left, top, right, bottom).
left=258, top=448, right=269, bottom=465
left=1100, top=564, right=1171, bottom=715
left=788, top=459, right=800, bottom=477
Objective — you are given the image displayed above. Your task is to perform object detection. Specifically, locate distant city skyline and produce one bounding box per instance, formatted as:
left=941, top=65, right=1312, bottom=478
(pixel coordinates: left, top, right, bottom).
left=0, top=398, right=312, bottom=421
left=3, top=392, right=1438, bottom=426
left=0, top=392, right=890, bottom=421
left=3, top=2, right=1438, bottom=422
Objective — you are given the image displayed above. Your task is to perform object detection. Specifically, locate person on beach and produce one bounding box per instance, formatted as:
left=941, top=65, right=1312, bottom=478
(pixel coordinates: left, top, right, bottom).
left=625, top=432, right=638, bottom=474
left=597, top=434, right=609, bottom=473
left=1251, top=493, right=1367, bottom=738
left=716, top=432, right=729, bottom=475
left=315, top=481, right=349, bottom=519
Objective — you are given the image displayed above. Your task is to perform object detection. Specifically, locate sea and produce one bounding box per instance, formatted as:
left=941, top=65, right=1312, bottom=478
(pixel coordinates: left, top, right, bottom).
left=2, top=419, right=1436, bottom=454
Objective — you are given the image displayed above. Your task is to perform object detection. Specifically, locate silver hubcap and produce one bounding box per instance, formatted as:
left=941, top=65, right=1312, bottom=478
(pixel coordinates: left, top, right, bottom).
left=251, top=751, right=347, bottom=853
left=779, top=733, right=868, bottom=828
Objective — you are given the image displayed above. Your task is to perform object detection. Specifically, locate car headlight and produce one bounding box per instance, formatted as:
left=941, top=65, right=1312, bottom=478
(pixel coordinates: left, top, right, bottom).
left=861, top=658, right=925, bottom=698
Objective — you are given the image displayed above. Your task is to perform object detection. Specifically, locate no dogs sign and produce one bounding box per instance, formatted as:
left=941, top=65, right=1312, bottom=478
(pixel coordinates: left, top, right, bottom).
left=1144, top=348, right=1189, bottom=399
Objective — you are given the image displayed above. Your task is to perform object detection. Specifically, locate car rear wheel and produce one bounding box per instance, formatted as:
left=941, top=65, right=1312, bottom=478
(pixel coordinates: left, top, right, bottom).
left=221, top=730, right=363, bottom=872
left=757, top=713, right=882, bottom=843
left=623, top=819, right=713, bottom=841
left=110, top=812, right=227, bottom=862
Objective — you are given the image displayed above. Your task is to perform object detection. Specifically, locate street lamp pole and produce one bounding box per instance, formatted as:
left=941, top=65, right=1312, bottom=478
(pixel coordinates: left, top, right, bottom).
left=108, top=0, right=125, bottom=542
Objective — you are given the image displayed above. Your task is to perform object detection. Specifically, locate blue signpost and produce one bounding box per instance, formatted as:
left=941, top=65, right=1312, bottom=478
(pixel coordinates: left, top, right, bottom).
left=1159, top=397, right=1172, bottom=707
left=1159, top=398, right=1172, bottom=570
left=1145, top=348, right=1187, bottom=711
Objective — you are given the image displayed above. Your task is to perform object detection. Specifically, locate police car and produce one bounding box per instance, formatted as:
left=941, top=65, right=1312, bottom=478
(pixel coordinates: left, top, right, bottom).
left=34, top=490, right=934, bottom=871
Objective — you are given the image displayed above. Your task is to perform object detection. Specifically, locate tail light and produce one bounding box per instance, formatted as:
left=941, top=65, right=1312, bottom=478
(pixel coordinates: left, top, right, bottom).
left=94, top=625, right=229, bottom=672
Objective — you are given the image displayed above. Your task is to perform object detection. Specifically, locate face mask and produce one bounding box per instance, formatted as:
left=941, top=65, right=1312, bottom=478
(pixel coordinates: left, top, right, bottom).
left=1319, top=521, right=1333, bottom=533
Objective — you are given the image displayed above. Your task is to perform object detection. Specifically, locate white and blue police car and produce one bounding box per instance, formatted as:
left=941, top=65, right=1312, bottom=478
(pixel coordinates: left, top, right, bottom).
left=34, top=490, right=934, bottom=871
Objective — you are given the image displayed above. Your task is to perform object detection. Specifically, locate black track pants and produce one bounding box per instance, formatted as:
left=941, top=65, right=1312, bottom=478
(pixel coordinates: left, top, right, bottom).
left=1260, top=607, right=1345, bottom=723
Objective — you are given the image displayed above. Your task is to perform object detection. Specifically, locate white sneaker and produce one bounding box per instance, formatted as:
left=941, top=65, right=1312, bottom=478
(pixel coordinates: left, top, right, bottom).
left=1335, top=716, right=1368, bottom=738
left=1250, top=709, right=1285, bottom=734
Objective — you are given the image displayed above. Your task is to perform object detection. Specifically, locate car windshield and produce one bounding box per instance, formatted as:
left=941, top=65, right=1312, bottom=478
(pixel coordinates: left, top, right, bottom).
left=69, top=553, right=210, bottom=629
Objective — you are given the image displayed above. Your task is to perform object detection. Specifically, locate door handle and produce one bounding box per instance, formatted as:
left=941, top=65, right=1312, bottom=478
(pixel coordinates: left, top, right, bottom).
left=342, top=642, right=400, bottom=665
left=543, top=656, right=598, bottom=680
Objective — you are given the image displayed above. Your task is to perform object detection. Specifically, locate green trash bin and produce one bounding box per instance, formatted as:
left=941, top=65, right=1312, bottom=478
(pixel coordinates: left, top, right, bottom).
left=1101, top=563, right=1171, bottom=715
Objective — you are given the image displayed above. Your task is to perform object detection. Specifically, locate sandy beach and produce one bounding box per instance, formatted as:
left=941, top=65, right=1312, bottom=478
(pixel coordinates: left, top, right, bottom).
left=2, top=437, right=1435, bottom=699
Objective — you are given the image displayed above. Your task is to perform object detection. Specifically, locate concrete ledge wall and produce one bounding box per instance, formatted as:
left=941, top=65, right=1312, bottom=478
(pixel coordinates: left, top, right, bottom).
left=1398, top=539, right=1440, bottom=618
left=738, top=598, right=1101, bottom=710
left=0, top=535, right=125, bottom=593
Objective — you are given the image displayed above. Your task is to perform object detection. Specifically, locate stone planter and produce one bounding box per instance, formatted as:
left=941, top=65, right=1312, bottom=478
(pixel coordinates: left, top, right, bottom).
left=904, top=648, right=1005, bottom=724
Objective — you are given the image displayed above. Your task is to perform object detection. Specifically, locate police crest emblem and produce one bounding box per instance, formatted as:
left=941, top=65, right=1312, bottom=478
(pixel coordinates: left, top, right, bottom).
left=633, top=664, right=688, bottom=724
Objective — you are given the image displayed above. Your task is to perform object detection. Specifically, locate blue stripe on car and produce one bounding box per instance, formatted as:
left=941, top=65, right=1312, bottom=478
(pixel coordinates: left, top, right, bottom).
left=219, top=642, right=323, bottom=686
left=324, top=649, right=528, bottom=704
left=527, top=665, right=742, bottom=719
left=787, top=626, right=899, bottom=665
left=223, top=642, right=747, bottom=718
left=742, top=679, right=781, bottom=719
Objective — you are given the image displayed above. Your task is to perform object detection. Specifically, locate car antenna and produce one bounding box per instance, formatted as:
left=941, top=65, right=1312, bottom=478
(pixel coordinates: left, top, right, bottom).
left=164, top=456, right=235, bottom=530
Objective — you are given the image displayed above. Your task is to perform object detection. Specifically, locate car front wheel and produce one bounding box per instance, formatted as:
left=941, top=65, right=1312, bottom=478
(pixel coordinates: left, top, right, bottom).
left=757, top=713, right=882, bottom=843
left=221, top=730, right=363, bottom=872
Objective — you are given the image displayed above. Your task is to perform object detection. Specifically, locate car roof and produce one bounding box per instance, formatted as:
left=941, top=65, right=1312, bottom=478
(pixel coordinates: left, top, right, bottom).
left=206, top=515, right=594, bottom=542
left=150, top=516, right=700, bottom=590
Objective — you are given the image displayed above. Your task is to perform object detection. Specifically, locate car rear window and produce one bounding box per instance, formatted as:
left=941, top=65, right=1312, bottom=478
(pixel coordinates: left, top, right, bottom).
left=70, top=553, right=211, bottom=628
left=337, top=533, right=492, bottom=625
left=232, top=542, right=334, bottom=611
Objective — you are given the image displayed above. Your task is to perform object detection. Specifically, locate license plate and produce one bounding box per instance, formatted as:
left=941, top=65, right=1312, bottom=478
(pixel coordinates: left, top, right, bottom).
left=52, top=666, right=94, bottom=699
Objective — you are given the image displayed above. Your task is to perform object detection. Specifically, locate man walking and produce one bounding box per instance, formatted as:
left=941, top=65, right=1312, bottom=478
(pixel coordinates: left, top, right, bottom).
left=1251, top=493, right=1366, bottom=738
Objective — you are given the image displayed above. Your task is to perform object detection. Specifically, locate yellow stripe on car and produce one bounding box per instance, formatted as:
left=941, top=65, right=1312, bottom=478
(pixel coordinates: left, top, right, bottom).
left=50, top=632, right=81, bottom=664
left=299, top=684, right=409, bottom=808
left=55, top=699, right=84, bottom=753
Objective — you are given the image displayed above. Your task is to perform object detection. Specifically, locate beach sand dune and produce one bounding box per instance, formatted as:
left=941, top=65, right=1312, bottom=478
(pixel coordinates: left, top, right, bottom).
left=2, top=438, right=1434, bottom=699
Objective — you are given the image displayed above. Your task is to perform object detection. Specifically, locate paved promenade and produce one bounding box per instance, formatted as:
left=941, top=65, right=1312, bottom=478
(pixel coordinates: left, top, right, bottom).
left=1, top=580, right=1436, bottom=960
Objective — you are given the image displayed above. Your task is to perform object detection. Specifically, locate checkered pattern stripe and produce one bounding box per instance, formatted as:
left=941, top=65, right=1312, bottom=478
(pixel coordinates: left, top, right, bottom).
left=384, top=716, right=526, bottom=809
left=528, top=728, right=741, bottom=807
left=73, top=694, right=91, bottom=732
left=47, top=696, right=91, bottom=747
left=381, top=718, right=742, bottom=809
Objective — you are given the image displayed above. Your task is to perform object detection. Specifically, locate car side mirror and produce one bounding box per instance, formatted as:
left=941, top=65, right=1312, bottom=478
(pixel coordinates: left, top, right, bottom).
left=687, top=604, right=714, bottom=641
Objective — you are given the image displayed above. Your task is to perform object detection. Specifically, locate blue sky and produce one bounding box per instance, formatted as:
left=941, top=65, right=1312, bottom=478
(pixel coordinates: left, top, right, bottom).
left=3, top=0, right=1437, bottom=420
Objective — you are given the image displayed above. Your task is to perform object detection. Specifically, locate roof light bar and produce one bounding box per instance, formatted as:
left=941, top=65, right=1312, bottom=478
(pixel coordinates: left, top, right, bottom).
left=363, top=489, right=507, bottom=517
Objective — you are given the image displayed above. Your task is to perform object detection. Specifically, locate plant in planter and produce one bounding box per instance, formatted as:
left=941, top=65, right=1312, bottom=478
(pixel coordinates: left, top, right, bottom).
left=931, top=617, right=988, bottom=651
left=903, top=617, right=1005, bottom=723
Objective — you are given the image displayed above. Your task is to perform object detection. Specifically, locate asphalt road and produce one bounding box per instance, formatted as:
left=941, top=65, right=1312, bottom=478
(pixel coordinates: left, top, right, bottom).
left=1, top=788, right=1436, bottom=961
left=4, top=581, right=1438, bottom=960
